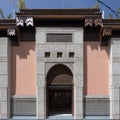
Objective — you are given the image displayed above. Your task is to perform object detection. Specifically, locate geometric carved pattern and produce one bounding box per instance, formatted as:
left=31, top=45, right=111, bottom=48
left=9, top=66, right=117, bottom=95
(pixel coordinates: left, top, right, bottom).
left=102, top=27, right=112, bottom=37
left=85, top=18, right=93, bottom=27
left=16, top=17, right=24, bottom=27
left=94, top=18, right=102, bottom=27
left=16, top=17, right=34, bottom=27
left=25, top=17, right=34, bottom=27
left=11, top=98, right=36, bottom=116
left=85, top=18, right=102, bottom=28
left=101, top=27, right=112, bottom=46
left=7, top=27, right=15, bottom=36
left=7, top=27, right=19, bottom=46
left=84, top=98, right=110, bottom=116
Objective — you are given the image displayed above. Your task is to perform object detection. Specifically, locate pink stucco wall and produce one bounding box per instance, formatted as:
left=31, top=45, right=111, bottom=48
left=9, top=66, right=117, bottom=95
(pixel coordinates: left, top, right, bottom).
left=11, top=42, right=36, bottom=95
left=84, top=41, right=109, bottom=95
left=11, top=41, right=109, bottom=96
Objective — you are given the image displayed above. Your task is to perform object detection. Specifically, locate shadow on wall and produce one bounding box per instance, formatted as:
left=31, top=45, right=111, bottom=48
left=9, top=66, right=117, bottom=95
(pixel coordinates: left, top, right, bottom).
left=11, top=42, right=36, bottom=95
left=84, top=41, right=110, bottom=95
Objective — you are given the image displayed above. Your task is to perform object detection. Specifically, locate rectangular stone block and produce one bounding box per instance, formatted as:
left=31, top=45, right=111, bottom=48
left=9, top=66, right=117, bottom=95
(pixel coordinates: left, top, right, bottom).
left=112, top=63, right=120, bottom=75
left=37, top=62, right=45, bottom=75
left=75, top=52, right=83, bottom=58
left=37, top=101, right=45, bottom=115
left=37, top=87, right=46, bottom=102
left=0, top=62, right=8, bottom=74
left=0, top=76, right=8, bottom=87
left=73, top=31, right=83, bottom=44
left=111, top=102, right=120, bottom=115
left=36, top=30, right=45, bottom=44
left=74, top=87, right=83, bottom=99
left=0, top=87, right=7, bottom=101
left=74, top=114, right=83, bottom=119
left=38, top=51, right=44, bottom=58
left=75, top=57, right=83, bottom=62
left=0, top=44, right=8, bottom=57
left=65, top=45, right=74, bottom=51
left=63, top=51, right=69, bottom=58
left=110, top=87, right=119, bottom=101
left=74, top=62, right=83, bottom=75
left=112, top=57, right=120, bottom=63
left=74, top=101, right=83, bottom=115
left=0, top=37, right=8, bottom=44
left=112, top=38, right=120, bottom=45
left=111, top=114, right=120, bottom=119
left=50, top=45, right=65, bottom=52
left=0, top=102, right=7, bottom=114
left=74, top=45, right=83, bottom=52
left=74, top=75, right=83, bottom=87
left=0, top=57, right=7, bottom=62
left=112, top=45, right=120, bottom=57
left=51, top=51, right=56, bottom=58
left=36, top=75, right=45, bottom=87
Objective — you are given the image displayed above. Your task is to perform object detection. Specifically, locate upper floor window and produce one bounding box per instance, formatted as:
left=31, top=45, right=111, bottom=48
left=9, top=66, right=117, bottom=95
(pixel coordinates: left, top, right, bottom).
left=47, top=33, right=72, bottom=42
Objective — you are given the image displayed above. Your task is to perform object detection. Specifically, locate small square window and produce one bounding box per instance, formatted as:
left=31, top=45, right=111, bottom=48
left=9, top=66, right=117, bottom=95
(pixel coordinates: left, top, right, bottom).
left=45, top=52, right=50, bottom=58
left=69, top=52, right=74, bottom=58
left=57, top=52, right=62, bottom=58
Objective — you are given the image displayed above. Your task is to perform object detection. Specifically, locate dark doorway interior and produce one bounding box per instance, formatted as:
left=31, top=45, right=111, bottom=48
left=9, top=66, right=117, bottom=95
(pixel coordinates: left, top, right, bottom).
left=49, top=85, right=72, bottom=115
left=46, top=64, right=73, bottom=116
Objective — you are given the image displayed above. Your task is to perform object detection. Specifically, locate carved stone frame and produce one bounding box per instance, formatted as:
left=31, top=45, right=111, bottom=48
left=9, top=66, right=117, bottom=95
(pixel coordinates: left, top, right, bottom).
left=36, top=27, right=84, bottom=119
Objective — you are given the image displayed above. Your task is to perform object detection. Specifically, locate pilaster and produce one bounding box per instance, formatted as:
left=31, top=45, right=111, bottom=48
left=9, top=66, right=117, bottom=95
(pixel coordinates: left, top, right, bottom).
left=110, top=38, right=120, bottom=119
left=0, top=37, right=11, bottom=119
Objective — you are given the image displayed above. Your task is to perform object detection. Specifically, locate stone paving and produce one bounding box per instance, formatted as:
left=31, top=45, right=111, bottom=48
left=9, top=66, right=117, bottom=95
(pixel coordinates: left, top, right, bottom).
left=10, top=115, right=110, bottom=120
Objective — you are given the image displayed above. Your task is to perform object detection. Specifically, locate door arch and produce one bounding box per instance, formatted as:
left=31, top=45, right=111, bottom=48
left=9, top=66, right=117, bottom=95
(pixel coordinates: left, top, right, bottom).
left=46, top=64, right=74, bottom=116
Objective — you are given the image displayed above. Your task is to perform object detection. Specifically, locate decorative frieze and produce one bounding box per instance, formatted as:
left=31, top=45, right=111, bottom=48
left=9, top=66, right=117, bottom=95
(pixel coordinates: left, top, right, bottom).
left=84, top=97, right=110, bottom=116
left=85, top=17, right=102, bottom=28
left=16, top=17, right=34, bottom=27
left=11, top=97, right=36, bottom=116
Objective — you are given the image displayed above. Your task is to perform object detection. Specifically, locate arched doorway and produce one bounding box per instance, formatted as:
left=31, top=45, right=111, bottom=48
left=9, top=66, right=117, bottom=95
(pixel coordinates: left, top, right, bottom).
left=46, top=64, right=74, bottom=116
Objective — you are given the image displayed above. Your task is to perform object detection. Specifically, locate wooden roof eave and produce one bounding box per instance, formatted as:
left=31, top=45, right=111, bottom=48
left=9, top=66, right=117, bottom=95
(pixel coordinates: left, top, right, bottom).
left=0, top=19, right=16, bottom=31
left=103, top=25, right=120, bottom=30
left=19, top=8, right=100, bottom=13
left=16, top=14, right=101, bottom=21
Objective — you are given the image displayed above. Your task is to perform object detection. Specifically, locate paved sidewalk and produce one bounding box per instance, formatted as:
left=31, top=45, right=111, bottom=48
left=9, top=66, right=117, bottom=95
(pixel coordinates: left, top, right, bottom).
left=10, top=115, right=110, bottom=120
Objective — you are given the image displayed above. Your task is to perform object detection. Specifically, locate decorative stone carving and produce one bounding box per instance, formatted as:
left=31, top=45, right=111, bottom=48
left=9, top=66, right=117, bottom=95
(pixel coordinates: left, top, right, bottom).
left=7, top=27, right=19, bottom=46
left=25, top=17, right=34, bottom=27
left=101, top=27, right=112, bottom=46
left=94, top=18, right=102, bottom=27
left=7, top=27, right=15, bottom=36
left=85, top=18, right=93, bottom=27
left=16, top=17, right=24, bottom=27
left=102, top=27, right=112, bottom=37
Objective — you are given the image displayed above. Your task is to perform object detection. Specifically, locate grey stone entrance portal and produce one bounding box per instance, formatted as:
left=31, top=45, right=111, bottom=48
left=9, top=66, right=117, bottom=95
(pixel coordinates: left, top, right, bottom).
left=36, top=27, right=83, bottom=119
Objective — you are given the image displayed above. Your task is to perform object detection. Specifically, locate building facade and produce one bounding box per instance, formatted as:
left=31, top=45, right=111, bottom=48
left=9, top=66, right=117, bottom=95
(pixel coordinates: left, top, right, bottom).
left=0, top=8, right=120, bottom=119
